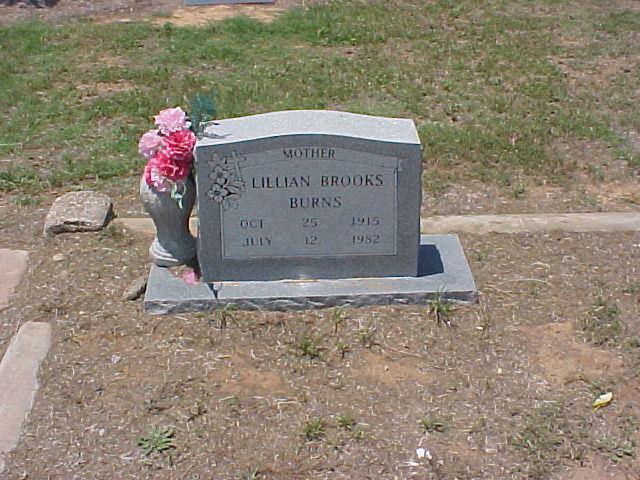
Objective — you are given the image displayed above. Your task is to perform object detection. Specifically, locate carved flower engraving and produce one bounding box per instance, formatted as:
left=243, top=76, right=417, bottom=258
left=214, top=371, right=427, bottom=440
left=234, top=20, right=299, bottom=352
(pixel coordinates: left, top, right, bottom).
left=210, top=164, right=232, bottom=185
left=206, top=152, right=245, bottom=209
left=206, top=183, right=228, bottom=203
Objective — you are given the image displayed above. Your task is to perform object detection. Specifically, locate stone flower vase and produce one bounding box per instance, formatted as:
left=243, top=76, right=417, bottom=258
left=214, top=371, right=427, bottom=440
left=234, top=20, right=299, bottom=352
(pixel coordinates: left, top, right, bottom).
left=139, top=175, right=197, bottom=267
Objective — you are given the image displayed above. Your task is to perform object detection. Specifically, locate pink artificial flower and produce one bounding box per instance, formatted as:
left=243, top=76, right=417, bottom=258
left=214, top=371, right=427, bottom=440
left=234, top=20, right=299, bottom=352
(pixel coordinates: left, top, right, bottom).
left=163, top=129, right=196, bottom=163
left=181, top=269, right=201, bottom=285
left=153, top=149, right=191, bottom=181
left=154, top=107, right=188, bottom=135
left=143, top=158, right=170, bottom=192
left=138, top=129, right=163, bottom=159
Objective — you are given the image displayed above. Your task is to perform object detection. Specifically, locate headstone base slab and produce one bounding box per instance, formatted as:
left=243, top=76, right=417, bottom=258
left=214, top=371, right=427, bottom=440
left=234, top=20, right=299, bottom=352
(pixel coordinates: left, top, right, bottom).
left=144, top=234, right=477, bottom=313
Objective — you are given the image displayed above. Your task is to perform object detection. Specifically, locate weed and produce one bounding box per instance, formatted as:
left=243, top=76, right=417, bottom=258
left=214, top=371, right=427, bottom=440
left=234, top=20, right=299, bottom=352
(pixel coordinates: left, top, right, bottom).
left=626, top=337, right=640, bottom=349
left=239, top=468, right=261, bottom=480
left=221, top=395, right=242, bottom=415
left=588, top=164, right=606, bottom=182
left=138, top=427, right=175, bottom=456
left=419, top=416, right=448, bottom=434
left=586, top=378, right=609, bottom=396
left=186, top=401, right=207, bottom=422
left=356, top=323, right=377, bottom=348
left=622, top=281, right=640, bottom=294
left=330, top=307, right=346, bottom=333
left=336, top=412, right=357, bottom=431
left=579, top=296, right=624, bottom=345
left=512, top=180, right=526, bottom=199
left=468, top=415, right=487, bottom=434
left=610, top=444, right=635, bottom=462
left=99, top=224, right=131, bottom=245
left=335, top=340, right=351, bottom=359
left=474, top=251, right=487, bottom=262
left=297, top=335, right=322, bottom=359
left=423, top=173, right=449, bottom=196
left=216, top=303, right=238, bottom=329
left=476, top=311, right=493, bottom=333
left=226, top=395, right=241, bottom=407
left=427, top=292, right=453, bottom=324
left=303, top=418, right=325, bottom=440
left=325, top=436, right=346, bottom=452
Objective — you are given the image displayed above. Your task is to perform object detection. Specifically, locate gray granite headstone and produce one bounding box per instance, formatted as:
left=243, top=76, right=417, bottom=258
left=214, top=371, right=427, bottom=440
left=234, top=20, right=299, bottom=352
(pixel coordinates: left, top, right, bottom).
left=194, top=110, right=422, bottom=282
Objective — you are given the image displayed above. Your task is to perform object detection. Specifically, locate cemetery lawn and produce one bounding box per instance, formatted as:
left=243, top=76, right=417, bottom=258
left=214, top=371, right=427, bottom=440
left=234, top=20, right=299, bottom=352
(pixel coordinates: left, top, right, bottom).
left=0, top=0, right=639, bottom=212
left=2, top=222, right=640, bottom=479
left=0, top=0, right=639, bottom=478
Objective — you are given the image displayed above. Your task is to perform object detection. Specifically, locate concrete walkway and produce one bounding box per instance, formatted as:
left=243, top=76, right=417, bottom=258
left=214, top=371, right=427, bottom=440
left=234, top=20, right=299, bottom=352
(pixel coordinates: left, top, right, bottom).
left=115, top=211, right=640, bottom=236
left=0, top=322, right=52, bottom=474
left=421, top=212, right=640, bottom=234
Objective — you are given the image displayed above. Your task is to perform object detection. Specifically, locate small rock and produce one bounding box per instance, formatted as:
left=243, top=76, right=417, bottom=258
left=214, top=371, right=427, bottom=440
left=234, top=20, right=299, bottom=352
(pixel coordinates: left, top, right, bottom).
left=43, top=191, right=113, bottom=237
left=122, top=276, right=147, bottom=301
left=52, top=254, right=65, bottom=262
left=110, top=355, right=121, bottom=364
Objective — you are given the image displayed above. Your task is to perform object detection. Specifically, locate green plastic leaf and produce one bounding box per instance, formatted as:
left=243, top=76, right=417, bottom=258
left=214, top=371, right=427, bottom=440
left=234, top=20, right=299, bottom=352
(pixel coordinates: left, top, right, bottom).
left=189, top=92, right=217, bottom=136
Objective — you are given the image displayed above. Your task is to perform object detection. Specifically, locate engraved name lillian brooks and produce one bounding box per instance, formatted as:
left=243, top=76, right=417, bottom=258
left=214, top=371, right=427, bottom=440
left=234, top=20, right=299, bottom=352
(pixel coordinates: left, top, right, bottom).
left=210, top=146, right=399, bottom=259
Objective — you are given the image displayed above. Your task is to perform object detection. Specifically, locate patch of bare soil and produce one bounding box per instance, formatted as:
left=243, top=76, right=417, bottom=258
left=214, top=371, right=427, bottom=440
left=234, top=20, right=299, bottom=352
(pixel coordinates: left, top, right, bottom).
left=0, top=0, right=325, bottom=27
left=213, top=352, right=292, bottom=397
left=554, top=52, right=639, bottom=93
left=521, top=321, right=624, bottom=386
left=1, top=190, right=639, bottom=479
left=74, top=80, right=137, bottom=99
left=560, top=454, right=621, bottom=480
left=151, top=5, right=287, bottom=26
left=348, top=350, right=433, bottom=387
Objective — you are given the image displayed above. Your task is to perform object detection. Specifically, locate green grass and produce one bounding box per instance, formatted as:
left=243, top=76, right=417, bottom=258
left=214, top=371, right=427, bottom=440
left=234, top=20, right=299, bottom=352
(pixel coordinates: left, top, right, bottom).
left=302, top=417, right=325, bottom=440
left=296, top=334, right=323, bottom=359
left=419, top=415, right=449, bottom=434
left=509, top=402, right=589, bottom=477
left=510, top=400, right=638, bottom=476
left=335, top=412, right=357, bottom=431
left=1, top=1, right=639, bottom=193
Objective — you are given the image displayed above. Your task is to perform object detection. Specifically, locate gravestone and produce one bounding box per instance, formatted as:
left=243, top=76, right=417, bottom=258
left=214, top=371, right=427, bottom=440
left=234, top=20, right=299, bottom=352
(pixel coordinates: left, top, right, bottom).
left=144, top=110, right=477, bottom=312
left=195, top=110, right=421, bottom=281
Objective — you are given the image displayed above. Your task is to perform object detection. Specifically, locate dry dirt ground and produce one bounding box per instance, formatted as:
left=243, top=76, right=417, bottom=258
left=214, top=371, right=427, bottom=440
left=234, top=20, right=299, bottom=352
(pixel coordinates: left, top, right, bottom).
left=0, top=195, right=639, bottom=478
